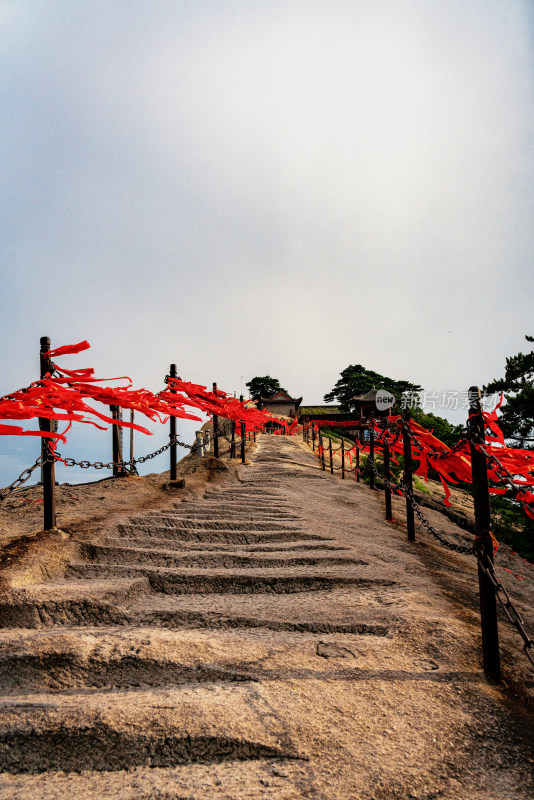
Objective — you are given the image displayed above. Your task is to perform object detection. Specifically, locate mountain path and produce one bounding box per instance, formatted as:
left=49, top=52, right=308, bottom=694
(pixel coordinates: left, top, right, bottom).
left=0, top=434, right=532, bottom=799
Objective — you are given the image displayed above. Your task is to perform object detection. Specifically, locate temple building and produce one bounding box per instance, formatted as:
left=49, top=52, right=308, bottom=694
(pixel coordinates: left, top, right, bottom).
left=352, top=388, right=392, bottom=419
left=258, top=391, right=302, bottom=419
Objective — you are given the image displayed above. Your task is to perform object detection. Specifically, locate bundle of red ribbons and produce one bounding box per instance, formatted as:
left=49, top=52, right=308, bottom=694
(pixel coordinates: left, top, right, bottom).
left=4, top=340, right=533, bottom=519
left=305, top=411, right=534, bottom=519
left=0, top=341, right=281, bottom=445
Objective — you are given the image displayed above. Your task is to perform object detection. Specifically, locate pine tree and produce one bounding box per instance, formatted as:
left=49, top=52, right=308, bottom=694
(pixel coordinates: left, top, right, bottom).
left=484, top=335, right=534, bottom=449
left=246, top=376, right=287, bottom=403
left=323, top=364, right=421, bottom=412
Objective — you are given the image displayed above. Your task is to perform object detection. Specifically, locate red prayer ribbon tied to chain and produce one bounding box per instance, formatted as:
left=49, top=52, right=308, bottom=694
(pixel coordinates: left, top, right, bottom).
left=0, top=341, right=280, bottom=445
left=301, top=411, right=534, bottom=520
left=3, top=340, right=534, bottom=520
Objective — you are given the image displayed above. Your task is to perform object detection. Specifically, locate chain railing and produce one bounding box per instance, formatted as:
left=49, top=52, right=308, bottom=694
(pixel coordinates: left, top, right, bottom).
left=55, top=435, right=194, bottom=472
left=400, top=475, right=473, bottom=554
left=476, top=550, right=534, bottom=669
left=0, top=454, right=45, bottom=501
left=369, top=458, right=402, bottom=496
left=402, top=476, right=534, bottom=673
left=1, top=418, right=252, bottom=500
left=304, top=414, right=534, bottom=678
left=219, top=428, right=239, bottom=446
left=0, top=434, right=195, bottom=501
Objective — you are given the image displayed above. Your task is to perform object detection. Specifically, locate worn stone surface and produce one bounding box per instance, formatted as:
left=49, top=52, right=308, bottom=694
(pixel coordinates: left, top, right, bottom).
left=0, top=434, right=532, bottom=799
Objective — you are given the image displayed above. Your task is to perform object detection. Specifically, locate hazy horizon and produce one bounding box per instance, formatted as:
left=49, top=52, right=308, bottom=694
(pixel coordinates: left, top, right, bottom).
left=1, top=0, right=533, bottom=486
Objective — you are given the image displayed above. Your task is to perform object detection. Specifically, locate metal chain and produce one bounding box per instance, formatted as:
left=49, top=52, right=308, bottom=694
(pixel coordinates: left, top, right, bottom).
left=402, top=421, right=443, bottom=460
left=312, top=422, right=534, bottom=672
left=325, top=441, right=343, bottom=453
left=219, top=430, right=241, bottom=446
left=476, top=551, right=534, bottom=670
left=56, top=435, right=194, bottom=471
left=0, top=454, right=45, bottom=501
left=369, top=460, right=401, bottom=495
left=402, top=428, right=534, bottom=671
left=1, top=432, right=196, bottom=497
left=314, top=440, right=360, bottom=475
left=401, top=476, right=474, bottom=554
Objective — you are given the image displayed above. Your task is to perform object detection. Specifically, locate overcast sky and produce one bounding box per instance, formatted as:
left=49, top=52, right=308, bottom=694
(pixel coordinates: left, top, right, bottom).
left=1, top=0, right=534, bottom=485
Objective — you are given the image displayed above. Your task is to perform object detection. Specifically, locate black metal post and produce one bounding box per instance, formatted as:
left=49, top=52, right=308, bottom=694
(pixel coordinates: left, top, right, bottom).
left=356, top=435, right=360, bottom=482
left=239, top=395, right=246, bottom=464
left=384, top=439, right=392, bottom=520
left=329, top=438, right=334, bottom=474
left=212, top=382, right=219, bottom=458
left=369, top=422, right=375, bottom=490
left=312, top=424, right=316, bottom=451
left=39, top=336, right=56, bottom=530
left=402, top=409, right=416, bottom=541
left=469, top=386, right=501, bottom=683
left=320, top=433, right=325, bottom=470
left=169, top=364, right=177, bottom=480
left=341, top=438, right=345, bottom=479
left=110, top=405, right=126, bottom=477
left=230, top=420, right=236, bottom=458
left=129, top=409, right=137, bottom=475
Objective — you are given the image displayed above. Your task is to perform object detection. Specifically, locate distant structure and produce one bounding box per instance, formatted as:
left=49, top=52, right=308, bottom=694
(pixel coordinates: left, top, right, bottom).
left=258, top=391, right=302, bottom=419
left=298, top=390, right=392, bottom=427
left=352, top=388, right=392, bottom=419
left=298, top=405, right=348, bottom=424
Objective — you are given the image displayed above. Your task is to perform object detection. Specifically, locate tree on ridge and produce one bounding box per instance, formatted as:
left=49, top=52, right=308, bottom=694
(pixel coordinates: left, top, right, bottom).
left=484, top=335, right=534, bottom=449
left=324, top=364, right=422, bottom=413
left=246, top=376, right=287, bottom=403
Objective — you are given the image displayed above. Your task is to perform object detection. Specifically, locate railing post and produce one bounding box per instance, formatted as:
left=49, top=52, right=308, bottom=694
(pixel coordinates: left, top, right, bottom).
left=356, top=432, right=360, bottom=482
left=402, top=409, right=416, bottom=541
left=111, top=404, right=118, bottom=473
left=39, top=336, right=56, bottom=530
left=320, top=433, right=325, bottom=471
left=369, top=420, right=375, bottom=490
left=312, top=424, right=316, bottom=451
left=212, top=382, right=219, bottom=458
left=240, top=395, right=246, bottom=464
left=230, top=420, right=236, bottom=458
left=110, top=405, right=126, bottom=477
left=329, top=438, right=334, bottom=474
left=169, top=364, right=177, bottom=480
left=341, top=437, right=345, bottom=479
left=384, top=438, right=392, bottom=520
left=129, top=409, right=137, bottom=474
left=469, top=386, right=501, bottom=684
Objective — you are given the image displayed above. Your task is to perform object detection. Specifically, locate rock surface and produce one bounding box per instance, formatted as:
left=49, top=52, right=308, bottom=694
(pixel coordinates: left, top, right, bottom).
left=0, top=434, right=532, bottom=799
